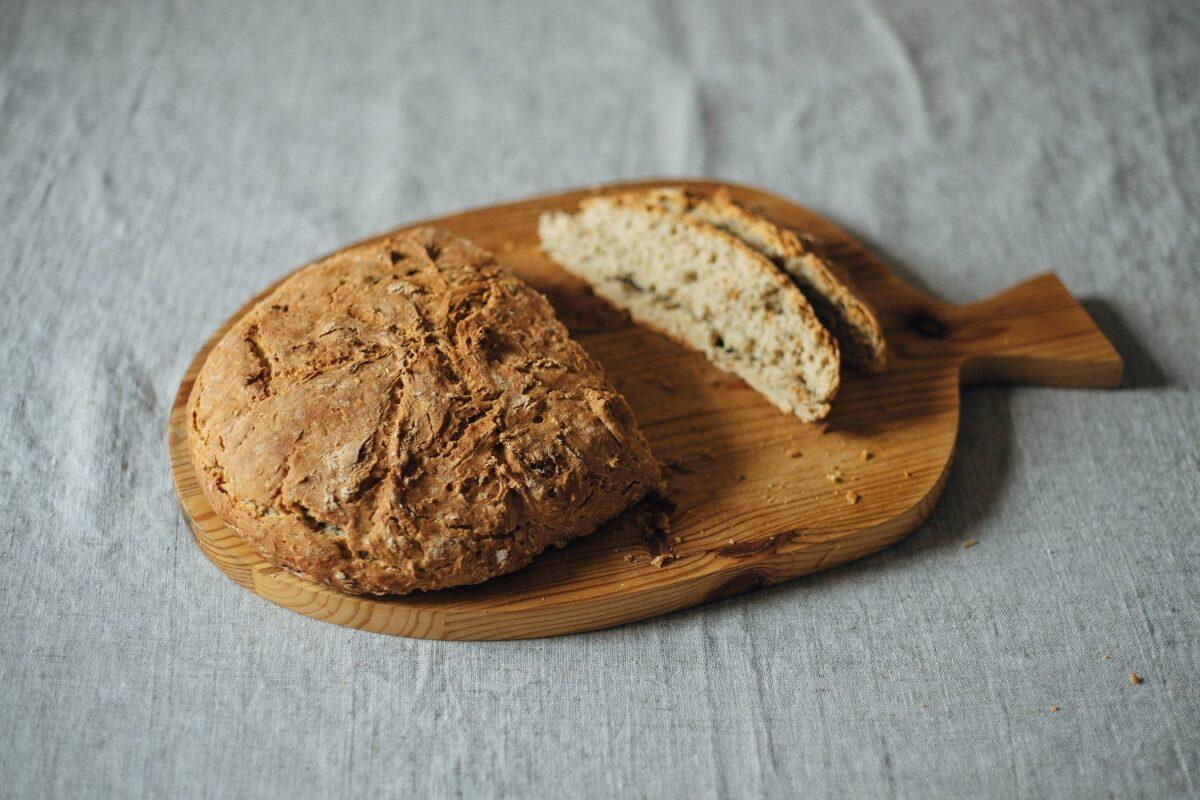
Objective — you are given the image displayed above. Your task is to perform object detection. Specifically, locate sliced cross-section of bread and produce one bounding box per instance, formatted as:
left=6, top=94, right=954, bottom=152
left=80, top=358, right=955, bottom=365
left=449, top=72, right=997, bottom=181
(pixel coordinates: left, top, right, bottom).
left=539, top=192, right=840, bottom=421
left=648, top=188, right=886, bottom=371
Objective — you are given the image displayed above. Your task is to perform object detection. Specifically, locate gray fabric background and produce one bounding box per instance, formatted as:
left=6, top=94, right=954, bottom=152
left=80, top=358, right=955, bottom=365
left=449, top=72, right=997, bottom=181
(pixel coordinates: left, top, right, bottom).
left=1, top=0, right=1198, bottom=797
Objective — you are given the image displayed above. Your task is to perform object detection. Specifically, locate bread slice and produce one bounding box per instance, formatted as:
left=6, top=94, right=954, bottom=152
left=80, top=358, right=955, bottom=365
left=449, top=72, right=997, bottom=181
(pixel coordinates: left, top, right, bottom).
left=539, top=192, right=840, bottom=421
left=188, top=227, right=663, bottom=596
left=648, top=188, right=886, bottom=371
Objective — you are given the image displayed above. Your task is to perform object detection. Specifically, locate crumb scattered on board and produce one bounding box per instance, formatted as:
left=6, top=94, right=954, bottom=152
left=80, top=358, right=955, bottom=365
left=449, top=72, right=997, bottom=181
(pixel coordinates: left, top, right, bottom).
left=662, top=458, right=693, bottom=475
left=845, top=490, right=860, bottom=505
left=1130, top=672, right=1143, bottom=685
left=860, top=449, right=873, bottom=461
left=1049, top=706, right=1060, bottom=713
left=962, top=539, right=978, bottom=549
left=826, top=468, right=844, bottom=484
left=786, top=448, right=802, bottom=458
left=902, top=470, right=912, bottom=479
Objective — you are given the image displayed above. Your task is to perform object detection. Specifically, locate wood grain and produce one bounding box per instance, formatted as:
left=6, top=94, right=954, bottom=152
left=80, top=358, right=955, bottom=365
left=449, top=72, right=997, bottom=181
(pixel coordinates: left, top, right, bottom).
left=167, top=179, right=1123, bottom=640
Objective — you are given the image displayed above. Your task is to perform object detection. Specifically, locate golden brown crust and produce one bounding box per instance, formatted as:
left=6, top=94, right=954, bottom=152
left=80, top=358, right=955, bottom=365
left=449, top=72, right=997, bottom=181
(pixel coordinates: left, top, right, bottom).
left=641, top=187, right=887, bottom=371
left=187, top=227, right=662, bottom=596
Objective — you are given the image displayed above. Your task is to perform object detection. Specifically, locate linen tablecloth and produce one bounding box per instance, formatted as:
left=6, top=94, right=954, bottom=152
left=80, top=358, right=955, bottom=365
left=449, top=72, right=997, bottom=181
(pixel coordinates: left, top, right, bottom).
left=2, top=1, right=1197, bottom=797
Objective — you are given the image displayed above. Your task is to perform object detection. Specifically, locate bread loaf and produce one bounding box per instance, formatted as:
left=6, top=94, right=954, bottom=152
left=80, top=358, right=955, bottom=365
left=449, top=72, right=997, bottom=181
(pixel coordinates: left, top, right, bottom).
left=187, top=227, right=662, bottom=596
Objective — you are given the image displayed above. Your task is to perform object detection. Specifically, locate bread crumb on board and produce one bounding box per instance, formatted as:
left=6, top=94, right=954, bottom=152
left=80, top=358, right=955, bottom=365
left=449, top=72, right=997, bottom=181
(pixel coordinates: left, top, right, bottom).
left=1049, top=706, right=1061, bottom=713
left=786, top=448, right=803, bottom=458
left=845, top=490, right=860, bottom=505
left=902, top=470, right=912, bottom=479
left=647, top=375, right=678, bottom=393
left=1129, top=672, right=1144, bottom=685
left=826, top=467, right=844, bottom=484
left=860, top=449, right=873, bottom=461
left=962, top=539, right=978, bottom=549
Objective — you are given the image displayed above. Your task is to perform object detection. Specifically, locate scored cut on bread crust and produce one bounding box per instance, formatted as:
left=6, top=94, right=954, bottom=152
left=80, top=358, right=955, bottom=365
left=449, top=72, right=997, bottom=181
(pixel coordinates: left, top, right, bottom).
left=647, top=188, right=886, bottom=371
left=539, top=191, right=840, bottom=421
left=187, top=227, right=662, bottom=596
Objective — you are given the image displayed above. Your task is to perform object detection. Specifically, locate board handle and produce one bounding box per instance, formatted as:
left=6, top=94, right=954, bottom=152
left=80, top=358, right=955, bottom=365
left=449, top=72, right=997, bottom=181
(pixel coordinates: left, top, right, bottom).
left=935, top=273, right=1123, bottom=388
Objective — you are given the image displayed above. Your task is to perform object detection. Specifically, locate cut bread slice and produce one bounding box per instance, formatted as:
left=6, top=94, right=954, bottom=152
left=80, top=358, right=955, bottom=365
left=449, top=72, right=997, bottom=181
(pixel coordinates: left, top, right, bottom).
left=648, top=188, right=887, bottom=371
left=539, top=192, right=840, bottom=421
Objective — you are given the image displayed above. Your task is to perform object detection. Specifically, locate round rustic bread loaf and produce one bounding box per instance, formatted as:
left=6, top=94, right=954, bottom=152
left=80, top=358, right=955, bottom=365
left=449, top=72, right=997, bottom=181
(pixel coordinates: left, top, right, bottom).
left=187, top=227, right=662, bottom=596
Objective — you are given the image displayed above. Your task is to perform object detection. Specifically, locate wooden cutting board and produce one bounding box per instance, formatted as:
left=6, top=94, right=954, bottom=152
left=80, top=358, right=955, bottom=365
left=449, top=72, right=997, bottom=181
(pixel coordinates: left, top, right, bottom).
left=167, top=179, right=1122, bottom=640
